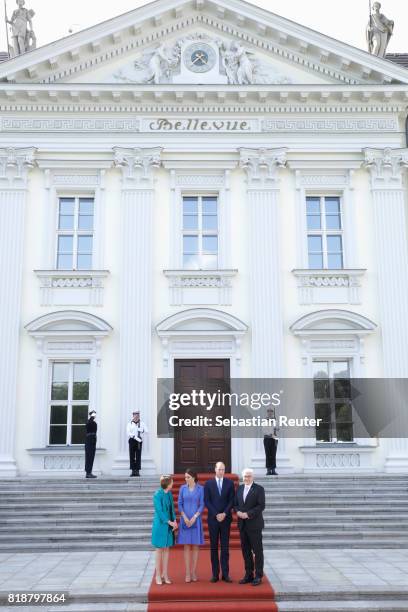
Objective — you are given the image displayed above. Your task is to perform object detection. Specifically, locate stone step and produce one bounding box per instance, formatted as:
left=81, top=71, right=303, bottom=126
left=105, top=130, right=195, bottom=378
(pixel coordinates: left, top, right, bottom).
left=2, top=517, right=407, bottom=528
left=1, top=538, right=408, bottom=552
left=2, top=491, right=407, bottom=502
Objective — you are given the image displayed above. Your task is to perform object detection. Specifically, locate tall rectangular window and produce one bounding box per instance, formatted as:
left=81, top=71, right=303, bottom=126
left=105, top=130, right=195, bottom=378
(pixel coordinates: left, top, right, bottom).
left=49, top=361, right=90, bottom=445
left=56, top=197, right=94, bottom=270
left=306, top=196, right=343, bottom=269
left=182, top=195, right=218, bottom=269
left=313, top=360, right=353, bottom=443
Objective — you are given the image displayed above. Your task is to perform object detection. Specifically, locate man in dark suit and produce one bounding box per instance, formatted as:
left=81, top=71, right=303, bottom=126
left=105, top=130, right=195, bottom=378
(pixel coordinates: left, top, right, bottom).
left=204, top=461, right=235, bottom=583
left=234, top=467, right=265, bottom=586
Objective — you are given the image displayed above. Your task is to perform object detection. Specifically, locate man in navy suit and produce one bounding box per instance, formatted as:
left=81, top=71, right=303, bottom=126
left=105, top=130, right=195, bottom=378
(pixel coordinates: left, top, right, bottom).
left=234, top=467, right=265, bottom=586
left=204, top=461, right=235, bottom=582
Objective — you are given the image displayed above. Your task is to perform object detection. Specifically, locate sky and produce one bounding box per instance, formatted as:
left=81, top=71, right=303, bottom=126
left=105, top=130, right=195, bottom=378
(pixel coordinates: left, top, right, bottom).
left=1, top=0, right=408, bottom=53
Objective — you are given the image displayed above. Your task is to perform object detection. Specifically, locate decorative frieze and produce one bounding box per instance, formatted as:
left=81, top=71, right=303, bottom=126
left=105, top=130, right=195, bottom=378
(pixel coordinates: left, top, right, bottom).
left=262, top=118, right=397, bottom=132
left=35, top=270, right=109, bottom=307
left=0, top=118, right=140, bottom=133
left=175, top=174, right=225, bottom=188
left=292, top=269, right=366, bottom=305
left=164, top=269, right=237, bottom=306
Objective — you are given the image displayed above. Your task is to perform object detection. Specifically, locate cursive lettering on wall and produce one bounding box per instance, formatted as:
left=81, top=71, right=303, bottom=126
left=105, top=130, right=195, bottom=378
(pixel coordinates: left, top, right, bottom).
left=147, top=118, right=252, bottom=132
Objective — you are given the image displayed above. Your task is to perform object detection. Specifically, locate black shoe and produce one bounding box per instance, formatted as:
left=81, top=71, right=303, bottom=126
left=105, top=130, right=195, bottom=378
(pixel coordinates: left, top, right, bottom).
left=210, top=576, right=219, bottom=583
left=252, top=576, right=262, bottom=586
left=271, top=470, right=278, bottom=475
left=222, top=575, right=233, bottom=583
left=130, top=471, right=137, bottom=477
left=85, top=473, right=97, bottom=479
left=266, top=469, right=272, bottom=475
left=239, top=575, right=253, bottom=584
left=135, top=470, right=140, bottom=477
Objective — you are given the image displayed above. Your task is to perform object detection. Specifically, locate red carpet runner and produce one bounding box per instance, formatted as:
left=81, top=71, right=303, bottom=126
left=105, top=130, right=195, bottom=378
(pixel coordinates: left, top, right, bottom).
left=147, top=474, right=278, bottom=612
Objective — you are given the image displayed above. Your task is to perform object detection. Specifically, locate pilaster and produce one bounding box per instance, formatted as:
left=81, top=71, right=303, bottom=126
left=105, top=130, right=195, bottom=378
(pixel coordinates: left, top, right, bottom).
left=363, top=147, right=408, bottom=472
left=0, top=147, right=36, bottom=476
left=112, top=147, right=162, bottom=475
left=239, top=148, right=293, bottom=473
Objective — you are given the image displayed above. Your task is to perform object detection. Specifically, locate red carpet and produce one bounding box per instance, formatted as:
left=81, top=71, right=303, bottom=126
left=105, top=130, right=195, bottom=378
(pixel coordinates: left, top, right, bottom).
left=148, top=474, right=277, bottom=611
left=147, top=548, right=277, bottom=611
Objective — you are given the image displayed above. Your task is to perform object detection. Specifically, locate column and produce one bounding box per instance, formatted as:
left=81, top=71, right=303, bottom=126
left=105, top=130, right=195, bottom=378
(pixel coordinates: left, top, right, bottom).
left=0, top=147, right=36, bottom=476
left=112, top=147, right=162, bottom=475
left=364, top=148, right=408, bottom=472
left=239, top=148, right=293, bottom=473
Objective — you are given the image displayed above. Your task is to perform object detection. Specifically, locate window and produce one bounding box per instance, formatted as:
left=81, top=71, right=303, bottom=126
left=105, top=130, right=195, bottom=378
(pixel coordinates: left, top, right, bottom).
left=49, top=361, right=90, bottom=445
left=56, top=197, right=94, bottom=270
left=306, top=196, right=343, bottom=269
left=182, top=195, right=218, bottom=269
left=313, top=360, right=353, bottom=443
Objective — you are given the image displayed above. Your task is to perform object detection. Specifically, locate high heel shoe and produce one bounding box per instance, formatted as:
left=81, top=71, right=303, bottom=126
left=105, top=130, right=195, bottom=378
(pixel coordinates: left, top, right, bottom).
left=155, top=574, right=163, bottom=585
left=185, top=574, right=191, bottom=583
left=191, top=573, right=198, bottom=582
left=162, top=575, right=172, bottom=584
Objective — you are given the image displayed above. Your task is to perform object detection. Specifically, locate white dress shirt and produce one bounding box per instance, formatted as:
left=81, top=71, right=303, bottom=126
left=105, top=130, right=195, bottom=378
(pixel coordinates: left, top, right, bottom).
left=127, top=420, right=148, bottom=442
left=243, top=483, right=252, bottom=503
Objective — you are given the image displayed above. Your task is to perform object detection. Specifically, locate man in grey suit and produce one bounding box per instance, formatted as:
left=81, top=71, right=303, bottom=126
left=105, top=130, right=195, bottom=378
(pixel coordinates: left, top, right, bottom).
left=234, top=467, right=265, bottom=586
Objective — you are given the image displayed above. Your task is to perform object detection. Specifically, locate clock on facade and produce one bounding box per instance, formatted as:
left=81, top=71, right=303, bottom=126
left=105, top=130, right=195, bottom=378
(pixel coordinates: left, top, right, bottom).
left=184, top=42, right=217, bottom=73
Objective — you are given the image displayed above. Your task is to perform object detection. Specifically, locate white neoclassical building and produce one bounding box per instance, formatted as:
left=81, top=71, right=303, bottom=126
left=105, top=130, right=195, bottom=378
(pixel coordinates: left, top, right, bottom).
left=1, top=0, right=408, bottom=477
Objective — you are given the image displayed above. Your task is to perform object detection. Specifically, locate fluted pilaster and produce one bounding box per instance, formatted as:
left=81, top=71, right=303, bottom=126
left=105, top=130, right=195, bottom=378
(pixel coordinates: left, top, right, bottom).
left=363, top=148, right=408, bottom=472
left=0, top=147, right=36, bottom=476
left=240, top=148, right=293, bottom=472
left=112, top=147, right=162, bottom=475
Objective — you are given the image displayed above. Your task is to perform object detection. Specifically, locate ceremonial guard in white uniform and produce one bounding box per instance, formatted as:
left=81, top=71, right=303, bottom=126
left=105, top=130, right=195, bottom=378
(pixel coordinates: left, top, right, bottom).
left=126, top=411, right=148, bottom=476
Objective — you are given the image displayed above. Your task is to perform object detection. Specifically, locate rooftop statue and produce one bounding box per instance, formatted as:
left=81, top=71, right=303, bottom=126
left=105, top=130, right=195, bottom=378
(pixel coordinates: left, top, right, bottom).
left=6, top=0, right=36, bottom=57
left=366, top=1, right=394, bottom=58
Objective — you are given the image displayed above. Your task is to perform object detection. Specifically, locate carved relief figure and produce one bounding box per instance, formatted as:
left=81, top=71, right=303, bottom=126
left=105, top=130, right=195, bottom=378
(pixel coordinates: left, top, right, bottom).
left=6, top=0, right=36, bottom=56
left=144, top=43, right=180, bottom=84
left=221, top=42, right=256, bottom=84
left=366, top=2, right=394, bottom=58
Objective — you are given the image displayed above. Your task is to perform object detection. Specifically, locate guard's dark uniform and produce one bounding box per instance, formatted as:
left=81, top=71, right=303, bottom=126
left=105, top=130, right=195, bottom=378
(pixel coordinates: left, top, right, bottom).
left=85, top=417, right=97, bottom=476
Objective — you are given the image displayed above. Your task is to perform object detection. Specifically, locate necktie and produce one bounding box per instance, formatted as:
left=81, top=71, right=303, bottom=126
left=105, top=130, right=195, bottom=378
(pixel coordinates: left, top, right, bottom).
left=217, top=479, right=222, bottom=495
left=243, top=486, right=249, bottom=502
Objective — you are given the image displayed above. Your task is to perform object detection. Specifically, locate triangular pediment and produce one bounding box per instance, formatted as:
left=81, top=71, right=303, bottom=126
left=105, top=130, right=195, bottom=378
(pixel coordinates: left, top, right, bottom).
left=1, top=0, right=408, bottom=86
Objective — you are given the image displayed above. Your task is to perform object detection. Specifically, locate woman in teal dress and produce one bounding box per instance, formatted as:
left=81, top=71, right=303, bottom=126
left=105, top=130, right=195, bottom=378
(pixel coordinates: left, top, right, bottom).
left=151, top=475, right=177, bottom=585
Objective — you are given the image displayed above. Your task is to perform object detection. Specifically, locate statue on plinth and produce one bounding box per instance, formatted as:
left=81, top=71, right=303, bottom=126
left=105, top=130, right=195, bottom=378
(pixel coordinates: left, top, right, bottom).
left=366, top=1, right=394, bottom=58
left=6, top=0, right=36, bottom=56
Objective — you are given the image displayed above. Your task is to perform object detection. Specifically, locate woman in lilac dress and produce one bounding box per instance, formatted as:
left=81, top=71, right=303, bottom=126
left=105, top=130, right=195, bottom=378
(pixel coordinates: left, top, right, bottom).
left=178, top=468, right=204, bottom=582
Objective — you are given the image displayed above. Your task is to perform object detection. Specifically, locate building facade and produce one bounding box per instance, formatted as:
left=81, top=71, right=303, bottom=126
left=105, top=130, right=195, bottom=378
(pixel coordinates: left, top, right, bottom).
left=1, top=0, right=408, bottom=477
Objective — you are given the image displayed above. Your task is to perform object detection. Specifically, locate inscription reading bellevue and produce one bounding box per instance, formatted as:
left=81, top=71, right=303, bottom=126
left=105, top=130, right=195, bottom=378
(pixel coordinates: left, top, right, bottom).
left=149, top=118, right=250, bottom=131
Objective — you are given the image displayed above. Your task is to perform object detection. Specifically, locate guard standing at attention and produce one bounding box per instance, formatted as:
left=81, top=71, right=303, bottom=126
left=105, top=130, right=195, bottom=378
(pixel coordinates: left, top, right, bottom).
left=263, top=408, right=279, bottom=475
left=127, top=411, right=148, bottom=477
left=85, top=410, right=97, bottom=479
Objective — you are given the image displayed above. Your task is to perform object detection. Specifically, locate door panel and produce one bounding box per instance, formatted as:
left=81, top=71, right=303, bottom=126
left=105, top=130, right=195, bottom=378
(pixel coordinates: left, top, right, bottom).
left=174, top=359, right=231, bottom=473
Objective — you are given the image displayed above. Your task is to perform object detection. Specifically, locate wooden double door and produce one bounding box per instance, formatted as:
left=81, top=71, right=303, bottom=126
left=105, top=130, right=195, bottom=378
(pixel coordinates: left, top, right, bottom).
left=174, top=359, right=231, bottom=473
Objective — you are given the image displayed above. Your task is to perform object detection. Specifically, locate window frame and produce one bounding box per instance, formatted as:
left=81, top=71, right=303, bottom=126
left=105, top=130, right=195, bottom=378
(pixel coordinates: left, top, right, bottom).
left=48, top=359, right=91, bottom=446
left=55, top=195, right=95, bottom=271
left=181, top=192, right=219, bottom=270
left=312, top=358, right=354, bottom=444
left=306, top=194, right=344, bottom=270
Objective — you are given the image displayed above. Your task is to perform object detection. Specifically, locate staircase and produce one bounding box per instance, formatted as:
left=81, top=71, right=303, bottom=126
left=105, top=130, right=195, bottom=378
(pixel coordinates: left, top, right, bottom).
left=0, top=474, right=407, bottom=553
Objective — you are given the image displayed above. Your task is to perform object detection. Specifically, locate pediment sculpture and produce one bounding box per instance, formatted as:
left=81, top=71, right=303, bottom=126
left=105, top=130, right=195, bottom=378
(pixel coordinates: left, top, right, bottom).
left=113, top=34, right=292, bottom=85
